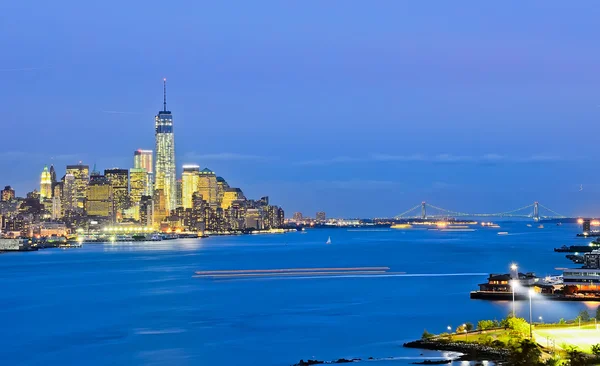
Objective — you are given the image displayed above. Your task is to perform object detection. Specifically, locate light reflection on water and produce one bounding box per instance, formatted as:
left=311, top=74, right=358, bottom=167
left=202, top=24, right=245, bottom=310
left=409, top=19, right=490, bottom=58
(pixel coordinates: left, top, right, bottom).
left=0, top=223, right=592, bottom=365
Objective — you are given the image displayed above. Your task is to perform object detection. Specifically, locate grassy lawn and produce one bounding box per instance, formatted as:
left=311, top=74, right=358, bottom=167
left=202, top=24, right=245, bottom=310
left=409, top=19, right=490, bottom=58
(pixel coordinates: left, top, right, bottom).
left=534, top=325, right=600, bottom=353
left=450, top=329, right=512, bottom=343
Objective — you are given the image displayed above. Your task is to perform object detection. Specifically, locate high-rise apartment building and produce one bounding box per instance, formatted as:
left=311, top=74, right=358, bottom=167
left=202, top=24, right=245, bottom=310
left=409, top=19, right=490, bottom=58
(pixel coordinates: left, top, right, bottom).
left=293, top=212, right=303, bottom=222
left=198, top=168, right=218, bottom=207
left=181, top=165, right=200, bottom=209
left=1, top=186, right=15, bottom=202
left=104, top=168, right=129, bottom=217
left=40, top=166, right=52, bottom=200
left=66, top=164, right=89, bottom=210
left=154, top=79, right=176, bottom=213
left=216, top=177, right=229, bottom=207
left=49, top=165, right=57, bottom=187
left=86, top=174, right=113, bottom=218
left=176, top=179, right=183, bottom=208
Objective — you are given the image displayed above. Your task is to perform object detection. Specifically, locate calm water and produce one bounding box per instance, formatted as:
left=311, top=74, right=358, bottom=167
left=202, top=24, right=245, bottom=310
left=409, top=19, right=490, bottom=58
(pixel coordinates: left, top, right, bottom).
left=0, top=223, right=595, bottom=365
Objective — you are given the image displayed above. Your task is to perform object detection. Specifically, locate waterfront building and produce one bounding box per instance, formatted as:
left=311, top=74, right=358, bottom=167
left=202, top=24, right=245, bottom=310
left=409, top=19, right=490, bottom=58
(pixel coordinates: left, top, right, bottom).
left=258, top=196, right=269, bottom=207
left=583, top=219, right=592, bottom=234
left=154, top=79, right=176, bottom=213
left=104, top=168, right=129, bottom=219
left=265, top=205, right=285, bottom=229
left=66, top=164, right=89, bottom=210
left=197, top=168, right=218, bottom=207
left=584, top=250, right=600, bottom=269
left=40, top=166, right=52, bottom=200
left=139, top=195, right=154, bottom=227
left=181, top=165, right=200, bottom=209
left=225, top=201, right=245, bottom=230
left=1, top=186, right=15, bottom=202
left=86, top=174, right=113, bottom=218
left=292, top=212, right=303, bottom=222
left=245, top=208, right=263, bottom=230
left=316, top=211, right=326, bottom=222
left=221, top=188, right=245, bottom=210
left=563, top=269, right=600, bottom=291
left=51, top=195, right=62, bottom=220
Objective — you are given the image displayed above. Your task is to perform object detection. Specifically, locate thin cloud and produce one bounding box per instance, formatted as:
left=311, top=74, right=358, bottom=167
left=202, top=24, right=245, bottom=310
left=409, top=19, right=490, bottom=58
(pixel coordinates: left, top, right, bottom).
left=298, top=153, right=569, bottom=166
left=0, top=67, right=49, bottom=72
left=101, top=110, right=143, bottom=115
left=183, top=152, right=272, bottom=162
left=0, top=151, right=81, bottom=162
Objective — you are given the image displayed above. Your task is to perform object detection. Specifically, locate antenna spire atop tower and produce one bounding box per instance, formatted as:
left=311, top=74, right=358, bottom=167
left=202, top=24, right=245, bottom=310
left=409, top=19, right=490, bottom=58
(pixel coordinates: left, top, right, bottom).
left=163, top=78, right=167, bottom=112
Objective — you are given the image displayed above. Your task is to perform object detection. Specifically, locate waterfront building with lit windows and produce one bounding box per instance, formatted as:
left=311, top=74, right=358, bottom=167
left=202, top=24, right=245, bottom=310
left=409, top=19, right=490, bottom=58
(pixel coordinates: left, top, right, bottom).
left=66, top=164, right=89, bottom=210
left=129, top=168, right=148, bottom=204
left=293, top=212, right=303, bottom=222
left=198, top=168, right=218, bottom=207
left=139, top=195, right=154, bottom=227
left=154, top=79, right=176, bottom=213
left=61, top=174, right=77, bottom=213
left=40, top=166, right=52, bottom=200
left=134, top=149, right=154, bottom=195
left=86, top=174, right=113, bottom=218
left=316, top=211, right=326, bottom=222
left=105, top=168, right=129, bottom=218
left=176, top=179, right=183, bottom=208
left=216, top=177, right=229, bottom=207
left=181, top=165, right=200, bottom=209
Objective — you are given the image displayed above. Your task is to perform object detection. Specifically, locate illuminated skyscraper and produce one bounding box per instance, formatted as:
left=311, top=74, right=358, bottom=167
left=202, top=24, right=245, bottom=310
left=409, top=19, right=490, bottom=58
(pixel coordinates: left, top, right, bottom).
left=176, top=179, right=183, bottom=208
left=134, top=149, right=154, bottom=195
left=66, top=164, right=89, bottom=210
left=40, top=166, right=52, bottom=200
left=216, top=176, right=229, bottom=207
left=129, top=168, right=148, bottom=205
left=198, top=168, right=218, bottom=207
left=86, top=174, right=113, bottom=218
left=181, top=165, right=200, bottom=209
left=316, top=211, right=326, bottom=222
left=140, top=195, right=154, bottom=227
left=154, top=79, right=176, bottom=213
left=104, top=168, right=129, bottom=218
left=62, top=174, right=76, bottom=213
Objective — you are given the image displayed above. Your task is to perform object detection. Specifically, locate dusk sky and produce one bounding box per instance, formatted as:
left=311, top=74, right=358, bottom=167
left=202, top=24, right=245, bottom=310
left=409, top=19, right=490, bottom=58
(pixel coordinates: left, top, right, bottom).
left=2, top=1, right=600, bottom=217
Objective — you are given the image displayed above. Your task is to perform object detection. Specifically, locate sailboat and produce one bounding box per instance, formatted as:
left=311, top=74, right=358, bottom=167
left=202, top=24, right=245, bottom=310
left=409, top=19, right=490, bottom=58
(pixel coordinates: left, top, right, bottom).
left=326, top=236, right=331, bottom=245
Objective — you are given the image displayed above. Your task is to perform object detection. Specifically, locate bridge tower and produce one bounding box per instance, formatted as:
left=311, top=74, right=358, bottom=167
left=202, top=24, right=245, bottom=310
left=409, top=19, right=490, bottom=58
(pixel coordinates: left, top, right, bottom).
left=533, top=201, right=539, bottom=221
left=421, top=201, right=427, bottom=220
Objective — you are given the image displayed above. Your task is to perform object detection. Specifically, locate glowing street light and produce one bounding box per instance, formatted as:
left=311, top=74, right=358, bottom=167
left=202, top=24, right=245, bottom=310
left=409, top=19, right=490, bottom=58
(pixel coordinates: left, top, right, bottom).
left=510, top=263, right=518, bottom=318
left=463, top=323, right=468, bottom=341
left=539, top=316, right=543, bottom=324
left=447, top=325, right=452, bottom=332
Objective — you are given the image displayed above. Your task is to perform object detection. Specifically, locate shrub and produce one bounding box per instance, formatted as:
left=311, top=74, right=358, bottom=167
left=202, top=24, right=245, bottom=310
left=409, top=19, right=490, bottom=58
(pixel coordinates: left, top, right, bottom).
left=477, top=320, right=496, bottom=331
left=421, top=329, right=434, bottom=340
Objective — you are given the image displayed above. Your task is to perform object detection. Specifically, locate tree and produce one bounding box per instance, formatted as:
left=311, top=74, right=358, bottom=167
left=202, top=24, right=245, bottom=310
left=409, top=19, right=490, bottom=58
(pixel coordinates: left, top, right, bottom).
left=477, top=320, right=496, bottom=331
left=565, top=346, right=587, bottom=366
left=591, top=343, right=600, bottom=356
left=465, top=322, right=474, bottom=331
left=504, top=317, right=530, bottom=338
left=507, top=339, right=542, bottom=366
left=421, top=329, right=434, bottom=340
left=579, top=310, right=591, bottom=322
left=559, top=318, right=567, bottom=325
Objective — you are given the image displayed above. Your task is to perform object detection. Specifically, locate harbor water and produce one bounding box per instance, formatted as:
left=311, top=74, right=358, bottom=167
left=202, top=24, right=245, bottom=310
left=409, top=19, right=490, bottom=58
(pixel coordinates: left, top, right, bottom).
left=0, top=223, right=593, bottom=365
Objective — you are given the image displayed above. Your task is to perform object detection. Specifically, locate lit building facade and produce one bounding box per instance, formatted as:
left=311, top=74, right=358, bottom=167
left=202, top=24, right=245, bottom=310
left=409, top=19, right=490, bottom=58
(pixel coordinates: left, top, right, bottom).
left=182, top=165, right=200, bottom=209
left=61, top=174, right=77, bottom=213
left=221, top=188, right=245, bottom=210
left=40, top=166, right=52, bottom=200
left=129, top=168, right=148, bottom=204
left=154, top=79, right=176, bottom=213
left=316, top=211, right=326, bottom=222
left=134, top=149, right=154, bottom=195
left=139, top=195, right=154, bottom=227
left=104, top=168, right=129, bottom=218
left=1, top=186, right=15, bottom=202
left=66, top=164, right=89, bottom=210
left=216, top=177, right=229, bottom=207
left=86, top=174, right=113, bottom=218
left=293, top=212, right=303, bottom=222
left=198, top=168, right=218, bottom=207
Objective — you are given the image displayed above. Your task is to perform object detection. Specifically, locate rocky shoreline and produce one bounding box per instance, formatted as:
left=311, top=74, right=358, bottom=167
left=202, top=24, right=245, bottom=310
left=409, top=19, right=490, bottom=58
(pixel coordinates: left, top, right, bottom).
left=403, top=339, right=509, bottom=361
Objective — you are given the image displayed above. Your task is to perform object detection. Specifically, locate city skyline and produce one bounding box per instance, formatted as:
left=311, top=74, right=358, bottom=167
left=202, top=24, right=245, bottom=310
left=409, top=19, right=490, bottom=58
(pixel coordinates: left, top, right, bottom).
left=3, top=1, right=600, bottom=217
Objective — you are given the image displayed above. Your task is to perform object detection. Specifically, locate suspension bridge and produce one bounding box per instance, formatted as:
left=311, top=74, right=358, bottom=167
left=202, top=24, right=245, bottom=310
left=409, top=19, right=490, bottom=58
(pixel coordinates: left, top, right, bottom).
left=394, top=201, right=566, bottom=221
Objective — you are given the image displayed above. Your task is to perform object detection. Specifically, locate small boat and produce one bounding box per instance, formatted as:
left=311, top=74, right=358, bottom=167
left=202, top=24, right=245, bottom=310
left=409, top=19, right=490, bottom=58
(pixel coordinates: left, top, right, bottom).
left=326, top=236, right=331, bottom=244
left=538, top=224, right=544, bottom=229
left=557, top=223, right=563, bottom=226
left=498, top=232, right=509, bottom=235
left=526, top=224, right=532, bottom=227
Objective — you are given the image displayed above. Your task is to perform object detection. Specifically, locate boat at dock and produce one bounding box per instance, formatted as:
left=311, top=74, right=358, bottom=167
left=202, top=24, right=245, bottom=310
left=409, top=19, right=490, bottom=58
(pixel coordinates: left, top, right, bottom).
left=497, top=232, right=509, bottom=235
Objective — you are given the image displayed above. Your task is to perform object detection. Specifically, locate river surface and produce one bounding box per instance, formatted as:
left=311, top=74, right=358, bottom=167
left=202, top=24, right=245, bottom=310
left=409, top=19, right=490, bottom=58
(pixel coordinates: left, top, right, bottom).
left=0, top=222, right=595, bottom=365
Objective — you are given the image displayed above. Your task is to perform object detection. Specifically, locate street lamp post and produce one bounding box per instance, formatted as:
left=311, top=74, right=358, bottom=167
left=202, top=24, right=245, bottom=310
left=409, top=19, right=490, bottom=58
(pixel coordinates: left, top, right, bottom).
left=539, top=316, right=543, bottom=324
left=529, top=288, right=534, bottom=339
left=463, top=323, right=468, bottom=342
left=510, top=264, right=518, bottom=317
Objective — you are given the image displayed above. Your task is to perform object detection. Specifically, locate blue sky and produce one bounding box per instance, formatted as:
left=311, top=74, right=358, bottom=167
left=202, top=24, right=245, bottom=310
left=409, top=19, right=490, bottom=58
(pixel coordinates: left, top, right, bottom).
left=2, top=1, right=600, bottom=217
